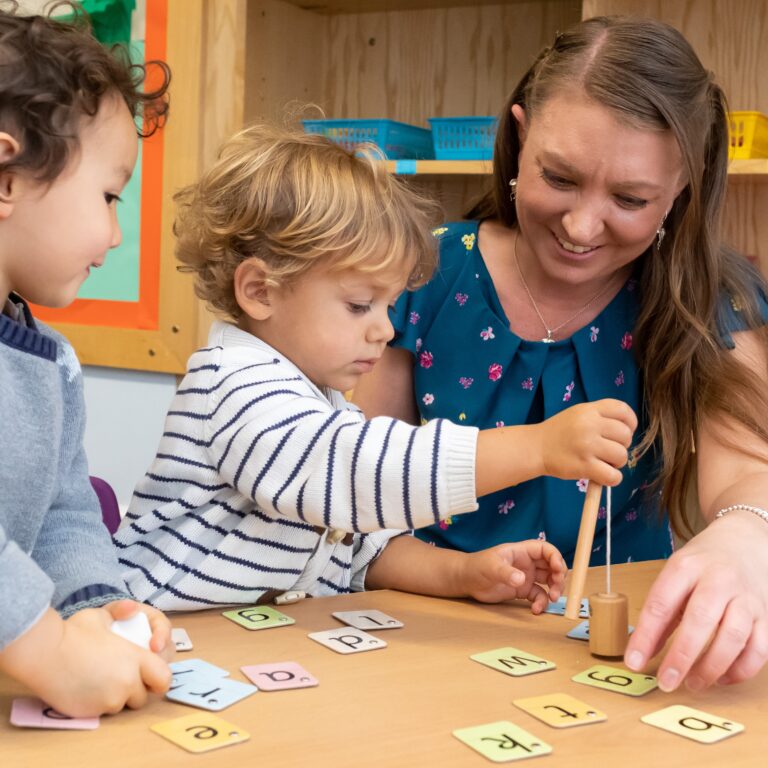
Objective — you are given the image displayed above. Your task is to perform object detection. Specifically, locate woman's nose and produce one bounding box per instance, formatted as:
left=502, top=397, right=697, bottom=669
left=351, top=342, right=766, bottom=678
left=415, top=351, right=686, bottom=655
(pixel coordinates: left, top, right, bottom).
left=561, top=199, right=606, bottom=245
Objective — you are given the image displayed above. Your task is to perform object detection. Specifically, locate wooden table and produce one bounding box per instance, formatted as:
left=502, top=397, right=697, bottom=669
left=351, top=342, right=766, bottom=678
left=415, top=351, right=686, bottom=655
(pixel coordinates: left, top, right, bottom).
left=2, top=561, right=765, bottom=767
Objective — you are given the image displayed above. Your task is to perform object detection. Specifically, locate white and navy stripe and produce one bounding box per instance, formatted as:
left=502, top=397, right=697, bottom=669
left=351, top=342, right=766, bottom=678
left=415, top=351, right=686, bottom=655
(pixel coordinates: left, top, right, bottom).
left=115, top=321, right=478, bottom=611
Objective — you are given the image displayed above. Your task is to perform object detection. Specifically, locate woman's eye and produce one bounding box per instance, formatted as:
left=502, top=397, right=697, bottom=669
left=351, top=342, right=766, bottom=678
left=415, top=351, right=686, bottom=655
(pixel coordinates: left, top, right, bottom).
left=615, top=194, right=648, bottom=210
left=540, top=169, right=573, bottom=189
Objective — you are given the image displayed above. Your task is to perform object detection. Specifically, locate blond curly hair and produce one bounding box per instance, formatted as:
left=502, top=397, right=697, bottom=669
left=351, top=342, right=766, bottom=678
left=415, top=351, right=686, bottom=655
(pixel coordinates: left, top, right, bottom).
left=175, top=123, right=440, bottom=321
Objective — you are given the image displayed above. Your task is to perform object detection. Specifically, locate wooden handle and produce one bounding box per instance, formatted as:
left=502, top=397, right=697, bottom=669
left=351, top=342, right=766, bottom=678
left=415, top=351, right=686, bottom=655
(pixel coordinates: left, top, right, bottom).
left=565, top=481, right=602, bottom=619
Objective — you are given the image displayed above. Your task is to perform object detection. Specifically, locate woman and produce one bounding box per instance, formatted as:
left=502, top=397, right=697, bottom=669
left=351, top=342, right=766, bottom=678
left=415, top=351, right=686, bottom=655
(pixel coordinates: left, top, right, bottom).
left=354, top=16, right=768, bottom=692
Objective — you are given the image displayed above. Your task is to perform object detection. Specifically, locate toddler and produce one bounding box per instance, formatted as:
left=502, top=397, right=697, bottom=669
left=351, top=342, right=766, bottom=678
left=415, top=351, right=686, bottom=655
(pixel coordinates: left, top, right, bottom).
left=115, top=124, right=636, bottom=610
left=0, top=7, right=173, bottom=717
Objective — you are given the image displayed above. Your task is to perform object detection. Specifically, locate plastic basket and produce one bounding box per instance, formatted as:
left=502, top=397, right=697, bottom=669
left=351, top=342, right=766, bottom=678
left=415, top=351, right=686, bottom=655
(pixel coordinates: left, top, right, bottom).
left=728, top=111, right=768, bottom=159
left=302, top=119, right=434, bottom=159
left=429, top=116, right=497, bottom=160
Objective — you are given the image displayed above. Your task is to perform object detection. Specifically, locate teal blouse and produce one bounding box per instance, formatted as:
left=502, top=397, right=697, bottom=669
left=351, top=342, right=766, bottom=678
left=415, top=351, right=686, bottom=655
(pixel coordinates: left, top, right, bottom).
left=391, top=221, right=762, bottom=566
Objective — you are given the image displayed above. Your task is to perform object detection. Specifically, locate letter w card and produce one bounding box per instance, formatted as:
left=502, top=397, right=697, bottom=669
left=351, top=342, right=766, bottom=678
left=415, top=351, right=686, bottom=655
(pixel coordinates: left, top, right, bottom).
left=308, top=627, right=387, bottom=654
left=572, top=665, right=657, bottom=696
left=453, top=721, right=552, bottom=762
left=641, top=705, right=744, bottom=744
left=471, top=647, right=556, bottom=677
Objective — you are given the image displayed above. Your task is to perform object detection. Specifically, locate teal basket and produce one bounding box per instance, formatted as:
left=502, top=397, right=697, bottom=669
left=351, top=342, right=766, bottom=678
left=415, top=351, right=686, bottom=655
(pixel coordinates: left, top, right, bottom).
left=429, top=116, right=497, bottom=160
left=302, top=119, right=434, bottom=160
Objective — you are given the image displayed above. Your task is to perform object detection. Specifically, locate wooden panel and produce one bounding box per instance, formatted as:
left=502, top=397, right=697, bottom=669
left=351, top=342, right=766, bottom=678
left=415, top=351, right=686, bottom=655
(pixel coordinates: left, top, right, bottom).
left=244, top=0, right=327, bottom=123
left=287, top=0, right=570, bottom=12
left=582, top=0, right=768, bottom=112
left=322, top=1, right=581, bottom=123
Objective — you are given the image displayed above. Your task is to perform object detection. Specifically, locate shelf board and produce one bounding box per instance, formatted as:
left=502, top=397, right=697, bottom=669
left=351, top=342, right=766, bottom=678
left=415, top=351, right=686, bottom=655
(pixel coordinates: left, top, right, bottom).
left=728, top=158, right=768, bottom=175
left=382, top=158, right=768, bottom=176
left=287, top=0, right=539, bottom=14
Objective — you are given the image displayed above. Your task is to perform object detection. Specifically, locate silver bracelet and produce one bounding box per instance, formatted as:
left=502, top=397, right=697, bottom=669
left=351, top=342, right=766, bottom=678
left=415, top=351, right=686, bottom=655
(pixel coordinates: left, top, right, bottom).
left=714, top=504, right=768, bottom=525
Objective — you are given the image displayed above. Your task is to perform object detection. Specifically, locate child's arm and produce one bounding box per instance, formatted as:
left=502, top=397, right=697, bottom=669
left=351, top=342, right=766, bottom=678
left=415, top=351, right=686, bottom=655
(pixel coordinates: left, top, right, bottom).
left=0, top=606, right=171, bottom=718
left=365, top=535, right=567, bottom=613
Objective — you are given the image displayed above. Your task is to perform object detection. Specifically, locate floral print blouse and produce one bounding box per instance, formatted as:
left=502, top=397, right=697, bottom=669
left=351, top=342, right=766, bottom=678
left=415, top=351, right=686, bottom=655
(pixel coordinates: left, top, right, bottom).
left=391, top=221, right=763, bottom=566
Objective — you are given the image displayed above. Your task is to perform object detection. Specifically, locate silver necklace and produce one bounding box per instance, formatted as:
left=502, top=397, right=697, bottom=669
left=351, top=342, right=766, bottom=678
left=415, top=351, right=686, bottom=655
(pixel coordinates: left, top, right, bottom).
left=513, top=232, right=614, bottom=343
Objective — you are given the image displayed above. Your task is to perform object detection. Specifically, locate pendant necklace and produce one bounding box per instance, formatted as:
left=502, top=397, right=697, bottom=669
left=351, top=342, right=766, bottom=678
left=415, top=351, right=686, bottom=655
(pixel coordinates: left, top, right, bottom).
left=513, top=231, right=614, bottom=343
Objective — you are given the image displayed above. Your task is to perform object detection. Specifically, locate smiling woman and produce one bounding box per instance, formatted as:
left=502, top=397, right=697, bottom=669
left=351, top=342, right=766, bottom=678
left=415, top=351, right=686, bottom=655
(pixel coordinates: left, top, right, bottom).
left=353, top=15, right=768, bottom=695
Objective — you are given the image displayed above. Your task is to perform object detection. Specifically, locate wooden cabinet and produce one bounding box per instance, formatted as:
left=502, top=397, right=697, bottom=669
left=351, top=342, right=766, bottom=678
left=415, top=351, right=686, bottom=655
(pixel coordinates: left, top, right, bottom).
left=190, top=0, right=768, bottom=351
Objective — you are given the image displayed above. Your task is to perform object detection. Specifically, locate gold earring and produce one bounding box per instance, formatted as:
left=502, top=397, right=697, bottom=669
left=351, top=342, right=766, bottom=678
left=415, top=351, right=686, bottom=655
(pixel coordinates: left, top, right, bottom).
left=509, top=178, right=517, bottom=202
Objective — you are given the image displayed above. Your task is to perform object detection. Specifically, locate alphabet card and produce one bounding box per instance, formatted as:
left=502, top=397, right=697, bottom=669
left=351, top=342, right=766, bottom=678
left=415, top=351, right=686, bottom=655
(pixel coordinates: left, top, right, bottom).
left=544, top=596, right=589, bottom=618
left=513, top=693, right=607, bottom=728
left=166, top=676, right=257, bottom=711
left=453, top=721, right=552, bottom=762
left=221, top=606, right=295, bottom=630
left=470, top=647, right=556, bottom=677
left=641, top=705, right=744, bottom=744
left=332, top=609, right=403, bottom=630
left=240, top=661, right=319, bottom=690
left=171, top=627, right=193, bottom=651
left=308, top=627, right=387, bottom=654
left=151, top=713, right=250, bottom=753
left=572, top=665, right=657, bottom=696
left=10, top=698, right=99, bottom=730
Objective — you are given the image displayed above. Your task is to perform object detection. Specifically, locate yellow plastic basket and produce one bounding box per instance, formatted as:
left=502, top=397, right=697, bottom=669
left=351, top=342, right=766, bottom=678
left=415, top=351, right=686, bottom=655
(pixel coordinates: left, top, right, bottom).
left=728, top=111, right=768, bottom=159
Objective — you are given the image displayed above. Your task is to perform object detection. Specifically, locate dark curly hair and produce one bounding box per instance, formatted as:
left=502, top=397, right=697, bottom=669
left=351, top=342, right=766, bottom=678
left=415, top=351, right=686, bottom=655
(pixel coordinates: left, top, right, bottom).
left=0, top=1, right=170, bottom=182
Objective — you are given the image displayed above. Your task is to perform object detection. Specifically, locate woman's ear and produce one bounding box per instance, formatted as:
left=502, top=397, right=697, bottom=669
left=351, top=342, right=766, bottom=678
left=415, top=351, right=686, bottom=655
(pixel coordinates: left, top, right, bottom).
left=234, top=257, right=274, bottom=320
left=0, top=132, right=22, bottom=220
left=511, top=104, right=528, bottom=147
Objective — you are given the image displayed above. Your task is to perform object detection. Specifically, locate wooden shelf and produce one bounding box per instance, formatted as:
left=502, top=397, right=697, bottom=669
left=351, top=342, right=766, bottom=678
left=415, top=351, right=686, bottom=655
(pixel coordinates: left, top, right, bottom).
left=286, top=0, right=539, bottom=14
left=384, top=158, right=768, bottom=176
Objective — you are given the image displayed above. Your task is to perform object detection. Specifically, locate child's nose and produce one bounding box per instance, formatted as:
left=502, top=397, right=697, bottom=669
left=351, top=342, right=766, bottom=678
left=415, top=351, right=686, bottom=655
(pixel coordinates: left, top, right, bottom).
left=110, top=208, right=122, bottom=249
left=369, top=310, right=395, bottom=343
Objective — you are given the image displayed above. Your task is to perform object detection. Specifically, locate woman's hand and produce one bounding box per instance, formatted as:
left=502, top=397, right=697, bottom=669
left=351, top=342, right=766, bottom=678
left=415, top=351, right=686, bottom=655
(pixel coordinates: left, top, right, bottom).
left=625, top=510, right=768, bottom=690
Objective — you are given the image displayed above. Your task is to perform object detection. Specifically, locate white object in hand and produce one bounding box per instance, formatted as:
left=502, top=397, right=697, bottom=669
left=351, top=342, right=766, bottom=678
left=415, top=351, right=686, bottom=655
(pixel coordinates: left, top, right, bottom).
left=110, top=612, right=152, bottom=649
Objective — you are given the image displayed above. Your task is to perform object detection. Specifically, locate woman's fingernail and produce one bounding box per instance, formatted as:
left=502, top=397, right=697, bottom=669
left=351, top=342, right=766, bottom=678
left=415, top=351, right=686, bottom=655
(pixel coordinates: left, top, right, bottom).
left=659, top=668, right=680, bottom=692
left=625, top=650, right=643, bottom=670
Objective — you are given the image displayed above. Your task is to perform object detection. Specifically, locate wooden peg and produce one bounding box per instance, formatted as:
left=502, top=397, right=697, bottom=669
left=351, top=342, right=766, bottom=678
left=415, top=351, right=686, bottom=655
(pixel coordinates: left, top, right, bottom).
left=564, top=481, right=602, bottom=620
left=588, top=592, right=629, bottom=657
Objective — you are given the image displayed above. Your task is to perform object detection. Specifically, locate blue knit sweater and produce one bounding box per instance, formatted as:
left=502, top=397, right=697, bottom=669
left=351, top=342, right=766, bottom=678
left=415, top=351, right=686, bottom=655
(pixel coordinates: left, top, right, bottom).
left=0, top=297, right=129, bottom=650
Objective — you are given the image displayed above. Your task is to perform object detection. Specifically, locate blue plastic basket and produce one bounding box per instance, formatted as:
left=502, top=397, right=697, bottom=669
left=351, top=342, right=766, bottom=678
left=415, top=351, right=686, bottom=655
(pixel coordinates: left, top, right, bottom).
left=302, top=119, right=434, bottom=160
left=429, top=116, right=497, bottom=160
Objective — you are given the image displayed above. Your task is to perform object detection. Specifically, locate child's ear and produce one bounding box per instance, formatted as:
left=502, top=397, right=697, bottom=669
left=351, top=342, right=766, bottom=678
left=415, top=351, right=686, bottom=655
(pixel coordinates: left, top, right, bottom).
left=0, top=132, right=21, bottom=220
left=234, top=257, right=274, bottom=320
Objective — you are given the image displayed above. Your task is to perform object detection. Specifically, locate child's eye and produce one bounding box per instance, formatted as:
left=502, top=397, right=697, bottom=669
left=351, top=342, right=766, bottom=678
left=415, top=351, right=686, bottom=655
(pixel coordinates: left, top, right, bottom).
left=104, top=193, right=122, bottom=205
left=347, top=302, right=371, bottom=314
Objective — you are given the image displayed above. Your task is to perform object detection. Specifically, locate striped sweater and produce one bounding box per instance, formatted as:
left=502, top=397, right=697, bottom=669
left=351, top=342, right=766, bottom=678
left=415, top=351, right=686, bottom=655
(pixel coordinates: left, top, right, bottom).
left=114, top=322, right=478, bottom=610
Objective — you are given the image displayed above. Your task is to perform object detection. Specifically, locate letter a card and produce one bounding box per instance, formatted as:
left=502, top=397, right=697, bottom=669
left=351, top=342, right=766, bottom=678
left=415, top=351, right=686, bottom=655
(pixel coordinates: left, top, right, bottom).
left=572, top=665, right=657, bottom=696
left=513, top=693, right=607, bottom=728
left=641, top=705, right=744, bottom=744
left=151, top=713, right=250, bottom=753
left=453, top=721, right=552, bottom=762
left=241, top=661, right=319, bottom=690
left=471, top=647, right=556, bottom=677
left=222, top=605, right=295, bottom=630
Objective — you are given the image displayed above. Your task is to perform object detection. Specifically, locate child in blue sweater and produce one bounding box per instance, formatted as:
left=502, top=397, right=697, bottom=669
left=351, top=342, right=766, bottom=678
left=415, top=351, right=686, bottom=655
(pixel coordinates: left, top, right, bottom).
left=0, top=7, right=172, bottom=717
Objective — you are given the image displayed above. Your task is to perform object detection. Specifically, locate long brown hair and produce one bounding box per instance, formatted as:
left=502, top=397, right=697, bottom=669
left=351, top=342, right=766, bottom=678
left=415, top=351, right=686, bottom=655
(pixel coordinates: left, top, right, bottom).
left=469, top=16, right=768, bottom=535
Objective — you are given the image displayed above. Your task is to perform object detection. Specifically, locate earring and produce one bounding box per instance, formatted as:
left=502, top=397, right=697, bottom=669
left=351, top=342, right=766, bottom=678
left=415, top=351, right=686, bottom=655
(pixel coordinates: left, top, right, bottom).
left=509, top=177, right=517, bottom=202
left=656, top=212, right=668, bottom=249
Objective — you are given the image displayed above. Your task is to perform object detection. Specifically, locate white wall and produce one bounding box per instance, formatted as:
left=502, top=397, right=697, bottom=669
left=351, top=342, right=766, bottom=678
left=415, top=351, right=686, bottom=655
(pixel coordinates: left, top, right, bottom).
left=82, top=367, right=177, bottom=511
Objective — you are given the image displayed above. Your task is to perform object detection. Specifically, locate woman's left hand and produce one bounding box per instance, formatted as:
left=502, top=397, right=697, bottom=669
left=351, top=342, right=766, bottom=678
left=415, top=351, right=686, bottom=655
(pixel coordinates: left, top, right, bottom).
left=624, top=510, right=768, bottom=691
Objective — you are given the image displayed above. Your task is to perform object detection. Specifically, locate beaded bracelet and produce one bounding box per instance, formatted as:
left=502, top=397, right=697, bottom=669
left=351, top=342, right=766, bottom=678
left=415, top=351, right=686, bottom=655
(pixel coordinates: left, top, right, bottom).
left=714, top=504, right=768, bottom=526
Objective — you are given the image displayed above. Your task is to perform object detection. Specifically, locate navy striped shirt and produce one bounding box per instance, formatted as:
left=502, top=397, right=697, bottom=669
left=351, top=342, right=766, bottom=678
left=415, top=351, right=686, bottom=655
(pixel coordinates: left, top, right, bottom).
left=115, top=322, right=478, bottom=610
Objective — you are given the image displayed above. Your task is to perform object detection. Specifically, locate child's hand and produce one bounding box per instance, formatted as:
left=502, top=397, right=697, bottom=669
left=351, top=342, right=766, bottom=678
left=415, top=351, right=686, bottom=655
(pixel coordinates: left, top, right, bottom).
left=537, top=399, right=637, bottom=486
left=0, top=606, right=171, bottom=718
left=104, top=599, right=175, bottom=662
left=460, top=540, right=567, bottom=612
